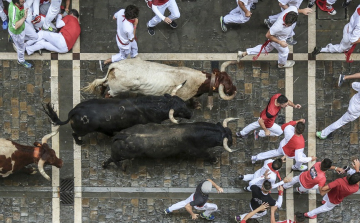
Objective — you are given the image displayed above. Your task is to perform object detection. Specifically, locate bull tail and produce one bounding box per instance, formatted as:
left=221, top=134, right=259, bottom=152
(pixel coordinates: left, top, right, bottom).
left=42, top=103, right=70, bottom=126
left=81, top=69, right=111, bottom=94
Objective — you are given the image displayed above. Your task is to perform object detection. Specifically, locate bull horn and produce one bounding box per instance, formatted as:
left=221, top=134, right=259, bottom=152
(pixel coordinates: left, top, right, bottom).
left=222, top=118, right=239, bottom=128
left=38, top=159, right=51, bottom=181
left=223, top=138, right=232, bottom=152
left=170, top=80, right=187, bottom=96
left=41, top=126, right=60, bottom=144
left=218, top=84, right=236, bottom=100
left=220, top=61, right=237, bottom=72
left=169, top=109, right=179, bottom=124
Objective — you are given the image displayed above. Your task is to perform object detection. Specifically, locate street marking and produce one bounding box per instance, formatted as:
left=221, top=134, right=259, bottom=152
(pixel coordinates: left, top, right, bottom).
left=51, top=60, right=60, bottom=223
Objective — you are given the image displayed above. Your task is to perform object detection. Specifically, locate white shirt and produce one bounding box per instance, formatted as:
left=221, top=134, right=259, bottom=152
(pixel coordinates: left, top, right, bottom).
left=249, top=159, right=278, bottom=188
left=114, top=9, right=134, bottom=50
left=269, top=6, right=298, bottom=41
left=347, top=5, right=360, bottom=43
left=348, top=82, right=360, bottom=115
left=278, top=0, right=303, bottom=9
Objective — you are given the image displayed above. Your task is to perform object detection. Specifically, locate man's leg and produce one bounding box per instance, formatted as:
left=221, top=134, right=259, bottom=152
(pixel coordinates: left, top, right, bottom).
left=283, top=175, right=300, bottom=189
left=246, top=44, right=275, bottom=56
left=24, top=21, right=38, bottom=43
left=148, top=4, right=167, bottom=27
left=194, top=203, right=218, bottom=217
left=224, top=6, right=250, bottom=24
left=321, top=25, right=351, bottom=53
left=293, top=153, right=307, bottom=169
left=167, top=0, right=180, bottom=21
left=168, top=193, right=193, bottom=212
left=130, top=41, right=138, bottom=58
left=32, top=0, right=40, bottom=16
left=259, top=123, right=283, bottom=137
left=239, top=121, right=260, bottom=136
left=268, top=12, right=280, bottom=24
left=274, top=42, right=290, bottom=66
left=9, top=31, right=26, bottom=63
left=255, top=145, right=283, bottom=161
left=320, top=111, right=358, bottom=138
left=307, top=194, right=337, bottom=217
left=26, top=39, right=59, bottom=55
left=0, top=1, right=7, bottom=22
left=111, top=48, right=130, bottom=63
left=42, top=31, right=68, bottom=53
left=43, top=0, right=61, bottom=29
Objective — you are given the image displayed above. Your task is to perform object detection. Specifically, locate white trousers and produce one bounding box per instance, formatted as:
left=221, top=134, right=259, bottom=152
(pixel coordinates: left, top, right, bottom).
left=25, top=21, right=38, bottom=44
left=0, top=1, right=7, bottom=22
left=247, top=41, right=289, bottom=65
left=255, top=145, right=304, bottom=169
left=283, top=175, right=319, bottom=192
left=223, top=5, right=250, bottom=24
left=26, top=30, right=68, bottom=54
left=307, top=194, right=338, bottom=217
left=240, top=204, right=267, bottom=220
left=240, top=119, right=283, bottom=137
left=321, top=24, right=352, bottom=53
left=148, top=0, right=180, bottom=27
left=243, top=169, right=263, bottom=190
left=24, top=0, right=40, bottom=23
left=168, top=193, right=218, bottom=217
left=321, top=111, right=359, bottom=138
left=43, top=0, right=61, bottom=29
left=112, top=39, right=138, bottom=62
left=9, top=29, right=25, bottom=63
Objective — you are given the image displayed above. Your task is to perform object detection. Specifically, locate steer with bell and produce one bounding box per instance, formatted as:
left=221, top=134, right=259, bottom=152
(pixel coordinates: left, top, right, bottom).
left=0, top=127, right=63, bottom=181
left=103, top=118, right=238, bottom=169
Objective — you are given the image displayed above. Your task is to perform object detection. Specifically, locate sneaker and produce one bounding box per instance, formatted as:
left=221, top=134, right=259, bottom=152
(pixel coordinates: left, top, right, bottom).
left=237, top=51, right=245, bottom=62
left=220, top=16, right=227, bottom=32
left=343, top=165, right=350, bottom=173
left=8, top=34, right=13, bottom=43
left=264, top=19, right=272, bottom=28
left=316, top=131, right=326, bottom=139
left=321, top=200, right=326, bottom=205
left=145, top=0, right=152, bottom=8
left=304, top=213, right=317, bottom=219
left=254, top=130, right=259, bottom=140
left=164, top=208, right=171, bottom=214
left=278, top=60, right=295, bottom=68
left=236, top=132, right=248, bottom=138
left=147, top=23, right=155, bottom=36
left=200, top=213, right=215, bottom=221
left=338, top=74, right=345, bottom=87
left=251, top=3, right=257, bottom=10
left=31, top=15, right=41, bottom=24
left=292, top=165, right=308, bottom=171
left=17, top=61, right=33, bottom=69
left=99, top=60, right=108, bottom=72
left=327, top=7, right=336, bottom=15
left=235, top=215, right=242, bottom=222
left=239, top=174, right=244, bottom=180
left=42, top=26, right=56, bottom=32
left=286, top=37, right=297, bottom=45
left=296, top=187, right=307, bottom=194
left=243, top=186, right=251, bottom=192
left=308, top=0, right=315, bottom=8
left=312, top=47, right=321, bottom=56
left=169, top=21, right=177, bottom=29
left=251, top=155, right=257, bottom=164
left=2, top=20, right=7, bottom=30
left=342, top=0, right=351, bottom=8
left=12, top=43, right=17, bottom=52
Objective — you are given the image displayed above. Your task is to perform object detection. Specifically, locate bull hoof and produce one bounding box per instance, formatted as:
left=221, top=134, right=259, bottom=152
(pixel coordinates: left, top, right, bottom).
left=102, top=161, right=109, bottom=169
left=31, top=170, right=37, bottom=175
left=75, top=140, right=83, bottom=145
left=209, top=157, right=219, bottom=165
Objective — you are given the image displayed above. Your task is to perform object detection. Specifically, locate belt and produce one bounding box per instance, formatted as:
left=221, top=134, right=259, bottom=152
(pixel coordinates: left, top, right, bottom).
left=116, top=34, right=129, bottom=46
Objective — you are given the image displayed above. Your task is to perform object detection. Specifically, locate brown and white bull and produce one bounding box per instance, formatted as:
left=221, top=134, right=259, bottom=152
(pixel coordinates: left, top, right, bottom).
left=0, top=127, right=63, bottom=181
left=82, top=58, right=237, bottom=108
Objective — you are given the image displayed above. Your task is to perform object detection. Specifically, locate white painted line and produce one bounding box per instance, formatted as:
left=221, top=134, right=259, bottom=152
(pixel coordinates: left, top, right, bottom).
left=285, top=67, right=294, bottom=220
left=51, top=60, right=60, bottom=223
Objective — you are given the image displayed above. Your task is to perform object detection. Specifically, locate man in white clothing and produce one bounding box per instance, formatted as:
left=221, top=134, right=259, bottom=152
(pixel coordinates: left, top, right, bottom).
left=252, top=119, right=316, bottom=171
left=316, top=82, right=360, bottom=139
left=0, top=0, right=11, bottom=29
left=220, top=0, right=252, bottom=32
left=42, top=0, right=70, bottom=32
left=264, top=0, right=312, bottom=45
left=99, top=5, right=139, bottom=72
left=312, top=4, right=360, bottom=58
left=237, top=6, right=298, bottom=68
left=145, top=0, right=180, bottom=36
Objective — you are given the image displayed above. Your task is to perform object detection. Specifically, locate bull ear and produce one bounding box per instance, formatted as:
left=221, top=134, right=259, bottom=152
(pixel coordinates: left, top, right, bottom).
left=212, top=68, right=220, bottom=73
left=33, top=142, right=41, bottom=147
left=164, top=94, right=171, bottom=98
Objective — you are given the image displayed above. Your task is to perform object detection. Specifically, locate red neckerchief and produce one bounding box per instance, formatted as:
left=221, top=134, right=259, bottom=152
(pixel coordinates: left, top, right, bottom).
left=122, top=15, right=135, bottom=24
left=253, top=39, right=271, bottom=61
left=15, top=4, right=24, bottom=10
left=345, top=44, right=356, bottom=63
left=267, top=163, right=282, bottom=180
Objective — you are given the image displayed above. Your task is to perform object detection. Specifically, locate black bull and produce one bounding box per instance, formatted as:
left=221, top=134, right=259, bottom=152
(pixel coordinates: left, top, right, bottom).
left=42, top=94, right=192, bottom=145
left=102, top=118, right=237, bottom=169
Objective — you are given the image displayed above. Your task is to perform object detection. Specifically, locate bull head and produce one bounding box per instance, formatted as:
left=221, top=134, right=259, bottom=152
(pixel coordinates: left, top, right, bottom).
left=222, top=118, right=239, bottom=152
left=218, top=61, right=237, bottom=100
left=37, top=127, right=62, bottom=181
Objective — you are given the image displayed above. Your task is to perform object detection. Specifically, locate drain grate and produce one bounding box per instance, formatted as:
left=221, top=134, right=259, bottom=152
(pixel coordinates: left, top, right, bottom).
left=60, top=179, right=74, bottom=206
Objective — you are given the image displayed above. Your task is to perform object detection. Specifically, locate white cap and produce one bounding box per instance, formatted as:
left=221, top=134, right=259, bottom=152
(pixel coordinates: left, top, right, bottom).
left=201, top=181, right=212, bottom=194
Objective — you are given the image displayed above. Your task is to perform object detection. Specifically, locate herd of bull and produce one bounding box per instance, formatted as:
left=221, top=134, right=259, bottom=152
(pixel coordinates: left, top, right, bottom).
left=0, top=58, right=239, bottom=181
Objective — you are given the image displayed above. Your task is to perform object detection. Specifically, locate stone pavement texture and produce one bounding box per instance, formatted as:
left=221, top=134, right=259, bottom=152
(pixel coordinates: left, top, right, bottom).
left=1, top=0, right=360, bottom=223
